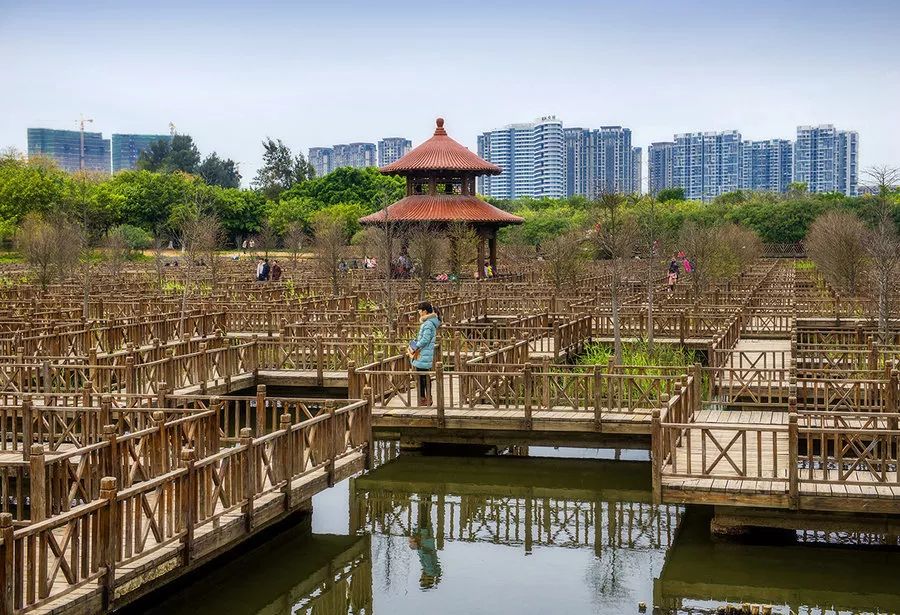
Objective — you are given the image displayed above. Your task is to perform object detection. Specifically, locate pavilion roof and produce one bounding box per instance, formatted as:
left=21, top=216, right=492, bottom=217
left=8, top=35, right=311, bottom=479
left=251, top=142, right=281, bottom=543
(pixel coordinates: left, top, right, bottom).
left=359, top=195, right=523, bottom=225
left=380, top=118, right=501, bottom=175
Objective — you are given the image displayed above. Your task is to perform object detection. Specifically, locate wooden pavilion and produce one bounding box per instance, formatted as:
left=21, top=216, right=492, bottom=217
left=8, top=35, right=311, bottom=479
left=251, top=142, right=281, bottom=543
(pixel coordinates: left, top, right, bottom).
left=359, top=117, right=523, bottom=274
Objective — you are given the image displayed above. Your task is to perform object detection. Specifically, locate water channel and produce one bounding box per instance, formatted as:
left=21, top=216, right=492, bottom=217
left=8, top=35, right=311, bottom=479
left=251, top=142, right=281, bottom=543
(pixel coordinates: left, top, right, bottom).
left=143, top=442, right=900, bottom=615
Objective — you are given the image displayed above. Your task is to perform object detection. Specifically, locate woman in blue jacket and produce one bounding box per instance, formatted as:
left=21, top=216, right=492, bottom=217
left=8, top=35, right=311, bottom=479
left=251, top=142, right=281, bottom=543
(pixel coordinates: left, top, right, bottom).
left=407, top=302, right=441, bottom=406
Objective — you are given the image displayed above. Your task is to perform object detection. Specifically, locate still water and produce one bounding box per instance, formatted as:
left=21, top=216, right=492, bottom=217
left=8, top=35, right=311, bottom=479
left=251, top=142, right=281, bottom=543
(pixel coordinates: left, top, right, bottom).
left=146, top=443, right=900, bottom=615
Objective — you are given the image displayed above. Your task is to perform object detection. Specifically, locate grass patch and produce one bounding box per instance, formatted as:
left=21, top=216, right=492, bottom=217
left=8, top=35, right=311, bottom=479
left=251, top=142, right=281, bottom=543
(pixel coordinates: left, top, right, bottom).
left=578, top=339, right=698, bottom=370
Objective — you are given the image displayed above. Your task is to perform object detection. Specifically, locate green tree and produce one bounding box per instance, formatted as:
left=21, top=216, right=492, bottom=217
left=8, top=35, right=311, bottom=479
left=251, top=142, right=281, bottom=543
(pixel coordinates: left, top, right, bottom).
left=656, top=187, right=685, bottom=202
left=284, top=166, right=403, bottom=212
left=137, top=134, right=200, bottom=174
left=198, top=153, right=241, bottom=188
left=252, top=138, right=314, bottom=199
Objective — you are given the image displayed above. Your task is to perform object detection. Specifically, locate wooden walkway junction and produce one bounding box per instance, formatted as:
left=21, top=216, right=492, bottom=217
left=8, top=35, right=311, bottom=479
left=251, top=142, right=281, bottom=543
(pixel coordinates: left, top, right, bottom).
left=2, top=251, right=900, bottom=612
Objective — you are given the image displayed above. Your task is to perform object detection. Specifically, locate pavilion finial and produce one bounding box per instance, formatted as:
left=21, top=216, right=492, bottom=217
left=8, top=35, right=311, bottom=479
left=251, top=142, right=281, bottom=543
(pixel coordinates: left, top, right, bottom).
left=434, top=117, right=446, bottom=136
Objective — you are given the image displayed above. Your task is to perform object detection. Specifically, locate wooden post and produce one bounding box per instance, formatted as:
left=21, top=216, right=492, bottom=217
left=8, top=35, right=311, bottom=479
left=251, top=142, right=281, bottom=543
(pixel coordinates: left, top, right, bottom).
left=29, top=444, right=46, bottom=523
left=103, top=424, right=119, bottom=485
left=363, top=386, right=374, bottom=470
left=240, top=428, right=255, bottom=531
left=0, top=513, right=13, bottom=615
left=153, top=410, right=168, bottom=475
left=593, top=365, right=602, bottom=430
left=679, top=311, right=686, bottom=345
left=315, top=335, right=324, bottom=386
left=651, top=408, right=662, bottom=505
left=180, top=449, right=195, bottom=564
left=256, top=384, right=267, bottom=436
left=326, top=401, right=336, bottom=487
left=280, top=413, right=293, bottom=510
left=21, top=397, right=33, bottom=462
left=523, top=363, right=533, bottom=430
left=198, top=342, right=208, bottom=394
left=435, top=362, right=445, bottom=428
left=347, top=360, right=357, bottom=399
left=98, top=476, right=118, bottom=610
left=788, top=401, right=798, bottom=510
left=541, top=356, right=551, bottom=409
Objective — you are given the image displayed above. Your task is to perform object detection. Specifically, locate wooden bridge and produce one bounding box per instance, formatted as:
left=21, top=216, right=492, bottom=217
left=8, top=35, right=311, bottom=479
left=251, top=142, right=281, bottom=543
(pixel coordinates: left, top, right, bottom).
left=2, top=253, right=900, bottom=613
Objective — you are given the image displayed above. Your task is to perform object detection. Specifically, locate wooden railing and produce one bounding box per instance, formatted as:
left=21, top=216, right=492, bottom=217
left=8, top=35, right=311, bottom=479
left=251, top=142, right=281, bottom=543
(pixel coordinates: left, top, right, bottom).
left=0, top=398, right=371, bottom=613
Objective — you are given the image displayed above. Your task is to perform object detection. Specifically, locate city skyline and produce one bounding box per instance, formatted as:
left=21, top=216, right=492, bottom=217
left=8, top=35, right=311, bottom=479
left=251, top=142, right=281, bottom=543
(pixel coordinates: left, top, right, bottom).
left=1, top=1, right=898, bottom=186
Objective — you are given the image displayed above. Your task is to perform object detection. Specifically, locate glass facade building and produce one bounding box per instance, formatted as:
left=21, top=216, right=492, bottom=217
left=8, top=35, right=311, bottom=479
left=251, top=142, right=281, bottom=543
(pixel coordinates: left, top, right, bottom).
left=111, top=133, right=171, bottom=173
left=560, top=126, right=636, bottom=198
left=27, top=128, right=110, bottom=173
left=632, top=147, right=642, bottom=196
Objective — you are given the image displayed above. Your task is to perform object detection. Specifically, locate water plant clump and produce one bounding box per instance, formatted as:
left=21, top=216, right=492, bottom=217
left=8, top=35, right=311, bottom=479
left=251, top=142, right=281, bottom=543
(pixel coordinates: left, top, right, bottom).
left=578, top=339, right=698, bottom=368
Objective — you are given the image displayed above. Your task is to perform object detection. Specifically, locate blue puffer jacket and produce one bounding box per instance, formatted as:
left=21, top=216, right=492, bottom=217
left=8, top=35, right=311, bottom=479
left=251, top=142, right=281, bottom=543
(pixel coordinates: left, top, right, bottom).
left=410, top=314, right=440, bottom=369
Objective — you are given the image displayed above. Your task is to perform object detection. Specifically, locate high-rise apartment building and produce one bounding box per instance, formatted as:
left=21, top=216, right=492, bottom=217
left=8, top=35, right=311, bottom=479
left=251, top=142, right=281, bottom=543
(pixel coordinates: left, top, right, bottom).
left=672, top=131, right=741, bottom=201
left=561, top=126, right=636, bottom=198
left=793, top=125, right=858, bottom=196
left=597, top=126, right=634, bottom=195
left=111, top=133, right=171, bottom=173
left=632, top=147, right=642, bottom=196
left=333, top=143, right=377, bottom=169
left=477, top=116, right=566, bottom=199
left=308, top=147, right=334, bottom=177
left=647, top=142, right=675, bottom=196
left=378, top=137, right=412, bottom=167
left=740, top=139, right=793, bottom=194
left=27, top=128, right=110, bottom=173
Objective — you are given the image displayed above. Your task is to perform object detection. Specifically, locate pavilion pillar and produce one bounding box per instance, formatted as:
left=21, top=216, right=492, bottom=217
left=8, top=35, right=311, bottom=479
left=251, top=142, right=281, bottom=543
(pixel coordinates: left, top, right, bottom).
left=488, top=229, right=498, bottom=272
left=477, top=230, right=486, bottom=278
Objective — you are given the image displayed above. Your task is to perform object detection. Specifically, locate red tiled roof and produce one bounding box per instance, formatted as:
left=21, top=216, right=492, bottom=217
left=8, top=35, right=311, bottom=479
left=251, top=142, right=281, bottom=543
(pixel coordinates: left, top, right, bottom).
left=380, top=118, right=501, bottom=175
left=359, top=195, right=524, bottom=225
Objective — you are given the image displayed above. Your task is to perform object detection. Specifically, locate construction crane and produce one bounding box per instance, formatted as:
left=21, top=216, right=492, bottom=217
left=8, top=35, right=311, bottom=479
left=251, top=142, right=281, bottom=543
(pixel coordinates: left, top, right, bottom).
left=77, top=114, right=94, bottom=171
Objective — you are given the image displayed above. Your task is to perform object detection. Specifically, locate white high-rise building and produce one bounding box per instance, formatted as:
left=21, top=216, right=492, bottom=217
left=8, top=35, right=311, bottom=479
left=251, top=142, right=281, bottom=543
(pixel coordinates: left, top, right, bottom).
left=477, top=116, right=566, bottom=199
left=378, top=137, right=412, bottom=167
left=793, top=125, right=858, bottom=196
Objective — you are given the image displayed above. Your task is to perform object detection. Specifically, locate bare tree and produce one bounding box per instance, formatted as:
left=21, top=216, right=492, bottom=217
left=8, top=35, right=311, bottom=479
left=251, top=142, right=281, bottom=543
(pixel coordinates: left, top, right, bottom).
left=806, top=211, right=868, bottom=295
left=176, top=210, right=223, bottom=333
left=407, top=224, right=446, bottom=301
left=313, top=215, right=346, bottom=296
left=254, top=221, right=278, bottom=260
left=16, top=213, right=56, bottom=289
left=151, top=234, right=168, bottom=290
left=102, top=228, right=129, bottom=276
left=446, top=222, right=478, bottom=280
left=542, top=230, right=586, bottom=292
left=594, top=193, right=638, bottom=363
left=635, top=196, right=665, bottom=352
left=284, top=221, right=306, bottom=271
left=365, top=194, right=408, bottom=329
left=865, top=166, right=900, bottom=342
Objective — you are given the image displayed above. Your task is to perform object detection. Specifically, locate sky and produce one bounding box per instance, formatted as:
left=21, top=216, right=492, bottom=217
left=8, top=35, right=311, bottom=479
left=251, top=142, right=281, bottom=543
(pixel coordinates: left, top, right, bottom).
left=1, top=0, right=898, bottom=186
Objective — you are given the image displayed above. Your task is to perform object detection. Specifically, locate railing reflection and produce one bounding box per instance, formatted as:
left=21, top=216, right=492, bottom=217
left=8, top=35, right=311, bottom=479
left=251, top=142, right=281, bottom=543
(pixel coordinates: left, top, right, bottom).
left=351, top=456, right=681, bottom=555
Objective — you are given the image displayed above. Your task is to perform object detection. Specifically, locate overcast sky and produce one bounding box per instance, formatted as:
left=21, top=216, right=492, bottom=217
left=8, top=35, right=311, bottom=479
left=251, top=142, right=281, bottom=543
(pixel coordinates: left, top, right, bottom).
left=2, top=0, right=898, bottom=185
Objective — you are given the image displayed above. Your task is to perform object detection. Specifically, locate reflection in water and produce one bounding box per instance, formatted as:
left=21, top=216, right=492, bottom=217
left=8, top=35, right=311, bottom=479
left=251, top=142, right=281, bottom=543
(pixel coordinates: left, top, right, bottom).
left=137, top=442, right=900, bottom=615
left=409, top=495, right=442, bottom=589
left=656, top=507, right=900, bottom=615
left=142, top=524, right=372, bottom=615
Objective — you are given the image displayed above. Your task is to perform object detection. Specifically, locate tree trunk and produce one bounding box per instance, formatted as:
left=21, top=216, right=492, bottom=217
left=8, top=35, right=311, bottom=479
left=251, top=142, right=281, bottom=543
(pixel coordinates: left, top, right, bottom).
left=611, top=258, right=622, bottom=364
left=646, top=256, right=654, bottom=353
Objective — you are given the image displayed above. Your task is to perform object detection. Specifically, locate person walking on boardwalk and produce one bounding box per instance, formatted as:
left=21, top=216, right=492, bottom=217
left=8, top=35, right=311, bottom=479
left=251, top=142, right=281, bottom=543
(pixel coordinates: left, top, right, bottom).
left=270, top=260, right=283, bottom=282
left=407, top=301, right=441, bottom=406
